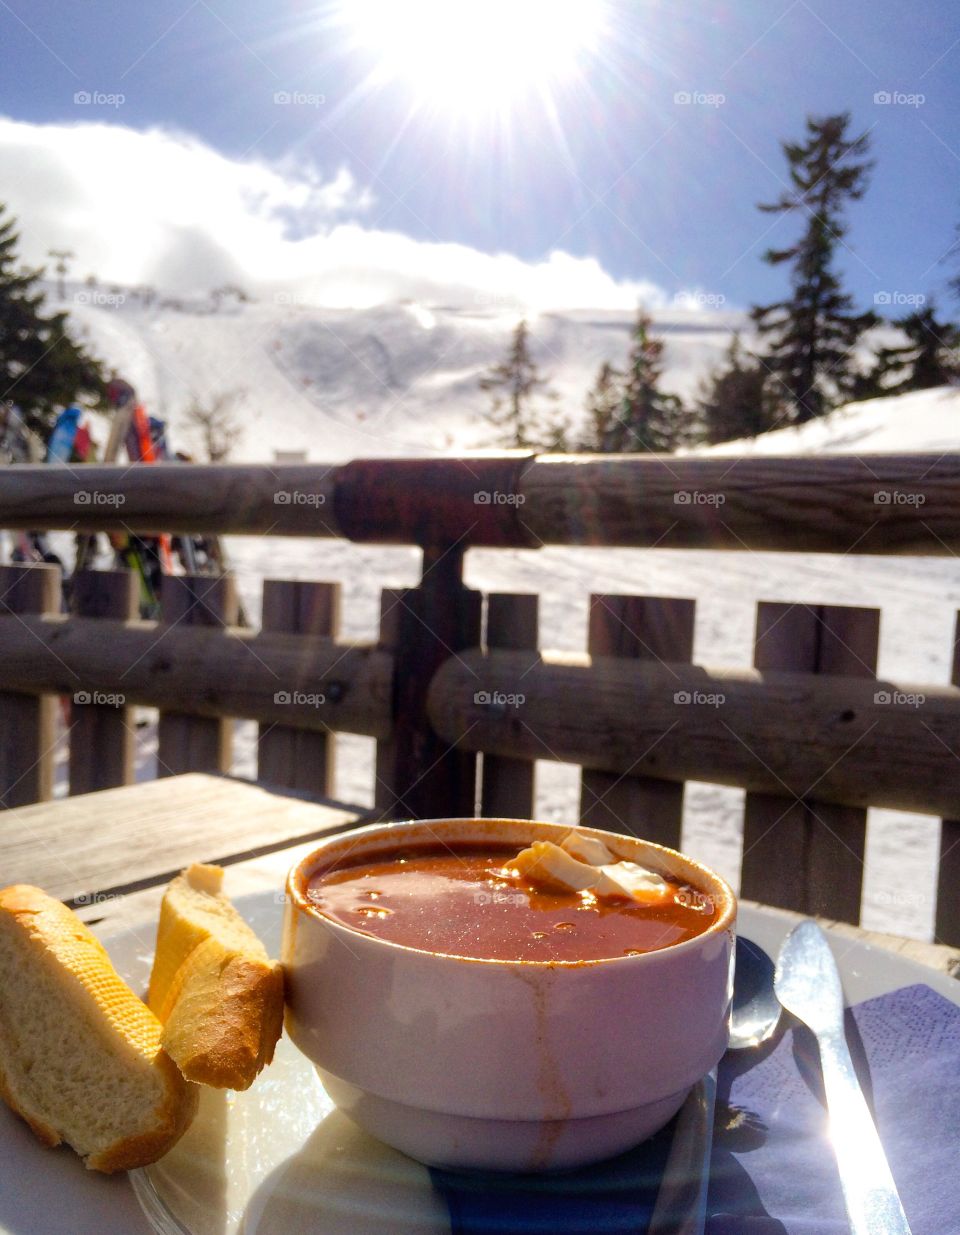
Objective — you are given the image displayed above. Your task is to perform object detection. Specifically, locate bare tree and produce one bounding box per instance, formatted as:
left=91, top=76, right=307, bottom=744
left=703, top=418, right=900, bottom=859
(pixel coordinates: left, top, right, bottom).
left=181, top=389, right=246, bottom=462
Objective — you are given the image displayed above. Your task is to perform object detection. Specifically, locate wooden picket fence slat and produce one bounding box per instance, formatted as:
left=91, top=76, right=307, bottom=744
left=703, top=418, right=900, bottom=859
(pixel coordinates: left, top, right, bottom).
left=579, top=595, right=695, bottom=848
left=257, top=579, right=339, bottom=796
left=68, top=569, right=138, bottom=795
left=937, top=615, right=960, bottom=946
left=157, top=574, right=236, bottom=776
left=0, top=564, right=60, bottom=809
left=479, top=593, right=538, bottom=820
left=740, top=602, right=880, bottom=924
left=374, top=552, right=482, bottom=821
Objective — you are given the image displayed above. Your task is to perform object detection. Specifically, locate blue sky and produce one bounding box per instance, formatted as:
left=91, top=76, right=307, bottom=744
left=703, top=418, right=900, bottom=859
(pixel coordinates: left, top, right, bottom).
left=1, top=0, right=959, bottom=314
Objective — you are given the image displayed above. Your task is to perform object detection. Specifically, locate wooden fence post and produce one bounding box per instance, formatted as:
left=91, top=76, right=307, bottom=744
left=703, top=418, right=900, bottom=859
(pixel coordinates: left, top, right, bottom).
left=68, top=570, right=139, bottom=794
left=579, top=595, right=695, bottom=847
left=0, top=564, right=60, bottom=808
left=479, top=593, right=538, bottom=819
left=157, top=574, right=237, bottom=776
left=257, top=580, right=339, bottom=796
left=936, top=616, right=960, bottom=945
left=740, top=602, right=880, bottom=922
left=375, top=547, right=481, bottom=820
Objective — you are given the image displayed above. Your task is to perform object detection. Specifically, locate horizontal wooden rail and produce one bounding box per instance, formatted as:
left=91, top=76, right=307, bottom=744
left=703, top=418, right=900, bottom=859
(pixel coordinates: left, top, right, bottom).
left=0, top=614, right=392, bottom=738
left=427, top=650, right=960, bottom=816
left=520, top=454, right=960, bottom=554
left=0, top=464, right=344, bottom=537
left=2, top=452, right=960, bottom=553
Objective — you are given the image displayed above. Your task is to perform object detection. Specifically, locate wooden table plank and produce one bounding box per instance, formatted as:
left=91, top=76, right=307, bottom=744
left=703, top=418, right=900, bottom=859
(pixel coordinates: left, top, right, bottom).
left=0, top=773, right=365, bottom=906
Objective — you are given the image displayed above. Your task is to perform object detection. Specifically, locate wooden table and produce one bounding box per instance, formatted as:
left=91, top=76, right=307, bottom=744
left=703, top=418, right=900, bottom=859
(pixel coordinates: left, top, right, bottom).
left=0, top=773, right=366, bottom=911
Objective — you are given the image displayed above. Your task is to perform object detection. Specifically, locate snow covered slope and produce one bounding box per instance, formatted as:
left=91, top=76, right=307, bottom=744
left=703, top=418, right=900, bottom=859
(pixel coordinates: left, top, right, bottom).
left=64, top=288, right=739, bottom=459
left=708, top=384, right=960, bottom=456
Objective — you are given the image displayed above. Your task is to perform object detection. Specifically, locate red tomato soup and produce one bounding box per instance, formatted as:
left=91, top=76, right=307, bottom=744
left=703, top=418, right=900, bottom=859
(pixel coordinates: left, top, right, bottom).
left=305, top=843, right=719, bottom=962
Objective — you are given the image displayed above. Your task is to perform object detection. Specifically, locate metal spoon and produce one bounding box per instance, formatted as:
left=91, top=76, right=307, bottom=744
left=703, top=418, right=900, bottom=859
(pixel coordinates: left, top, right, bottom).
left=648, top=936, right=782, bottom=1234
left=775, top=920, right=913, bottom=1235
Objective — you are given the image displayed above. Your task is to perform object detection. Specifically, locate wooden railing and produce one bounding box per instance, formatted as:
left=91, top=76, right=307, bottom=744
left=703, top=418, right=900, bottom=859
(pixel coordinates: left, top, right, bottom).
left=1, top=454, right=959, bottom=943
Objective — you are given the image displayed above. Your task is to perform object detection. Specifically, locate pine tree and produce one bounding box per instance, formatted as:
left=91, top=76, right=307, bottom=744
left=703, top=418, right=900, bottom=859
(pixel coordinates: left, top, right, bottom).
left=751, top=113, right=878, bottom=424
left=867, top=301, right=960, bottom=394
left=607, top=310, right=688, bottom=452
left=0, top=202, right=107, bottom=439
left=696, top=333, right=771, bottom=444
left=479, top=319, right=565, bottom=449
left=579, top=361, right=624, bottom=451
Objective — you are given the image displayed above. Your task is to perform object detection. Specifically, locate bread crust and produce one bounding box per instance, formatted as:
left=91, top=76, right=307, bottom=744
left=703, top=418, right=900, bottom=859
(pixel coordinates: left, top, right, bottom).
left=88, top=1055, right=198, bottom=1173
left=150, top=866, right=284, bottom=1090
left=0, top=1054, right=61, bottom=1148
left=161, top=946, right=284, bottom=1089
left=0, top=884, right=198, bottom=1173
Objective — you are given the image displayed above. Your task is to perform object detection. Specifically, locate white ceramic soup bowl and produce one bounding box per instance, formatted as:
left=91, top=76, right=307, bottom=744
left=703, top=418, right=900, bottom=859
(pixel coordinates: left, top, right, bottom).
left=281, top=817, right=736, bottom=1172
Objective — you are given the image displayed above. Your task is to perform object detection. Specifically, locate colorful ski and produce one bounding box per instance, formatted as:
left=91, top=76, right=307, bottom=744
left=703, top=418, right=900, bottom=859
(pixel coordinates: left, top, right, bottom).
left=46, top=405, right=83, bottom=464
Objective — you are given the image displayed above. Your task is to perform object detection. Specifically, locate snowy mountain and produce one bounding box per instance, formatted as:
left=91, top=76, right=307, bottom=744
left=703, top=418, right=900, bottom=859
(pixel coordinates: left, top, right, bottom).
left=63, top=285, right=741, bottom=459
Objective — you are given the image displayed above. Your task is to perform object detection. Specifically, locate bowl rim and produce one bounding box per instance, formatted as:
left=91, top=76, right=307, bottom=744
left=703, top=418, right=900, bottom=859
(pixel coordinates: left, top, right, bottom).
left=285, top=817, right=737, bottom=968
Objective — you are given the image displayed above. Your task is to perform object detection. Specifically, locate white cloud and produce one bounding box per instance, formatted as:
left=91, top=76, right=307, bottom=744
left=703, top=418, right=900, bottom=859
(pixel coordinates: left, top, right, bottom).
left=0, top=116, right=666, bottom=311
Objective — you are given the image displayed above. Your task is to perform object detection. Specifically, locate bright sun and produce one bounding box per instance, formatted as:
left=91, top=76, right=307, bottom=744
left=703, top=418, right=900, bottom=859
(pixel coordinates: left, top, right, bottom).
left=340, top=0, right=605, bottom=116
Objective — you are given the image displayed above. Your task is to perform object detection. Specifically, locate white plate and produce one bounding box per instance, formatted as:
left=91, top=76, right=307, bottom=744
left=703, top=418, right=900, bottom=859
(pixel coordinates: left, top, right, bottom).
left=0, top=897, right=957, bottom=1235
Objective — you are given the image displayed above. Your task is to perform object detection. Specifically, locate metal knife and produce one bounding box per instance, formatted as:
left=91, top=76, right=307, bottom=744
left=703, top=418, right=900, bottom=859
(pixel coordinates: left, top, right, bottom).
left=775, top=919, right=913, bottom=1235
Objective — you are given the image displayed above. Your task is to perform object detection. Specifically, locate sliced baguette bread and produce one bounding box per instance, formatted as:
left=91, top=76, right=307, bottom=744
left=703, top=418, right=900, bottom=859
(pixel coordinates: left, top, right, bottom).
left=148, top=864, right=283, bottom=1091
left=0, top=884, right=198, bottom=1172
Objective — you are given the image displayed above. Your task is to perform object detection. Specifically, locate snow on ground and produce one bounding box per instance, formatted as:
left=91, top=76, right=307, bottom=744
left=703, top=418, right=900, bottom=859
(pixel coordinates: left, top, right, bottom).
left=707, top=383, right=960, bottom=457
left=34, top=289, right=960, bottom=942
